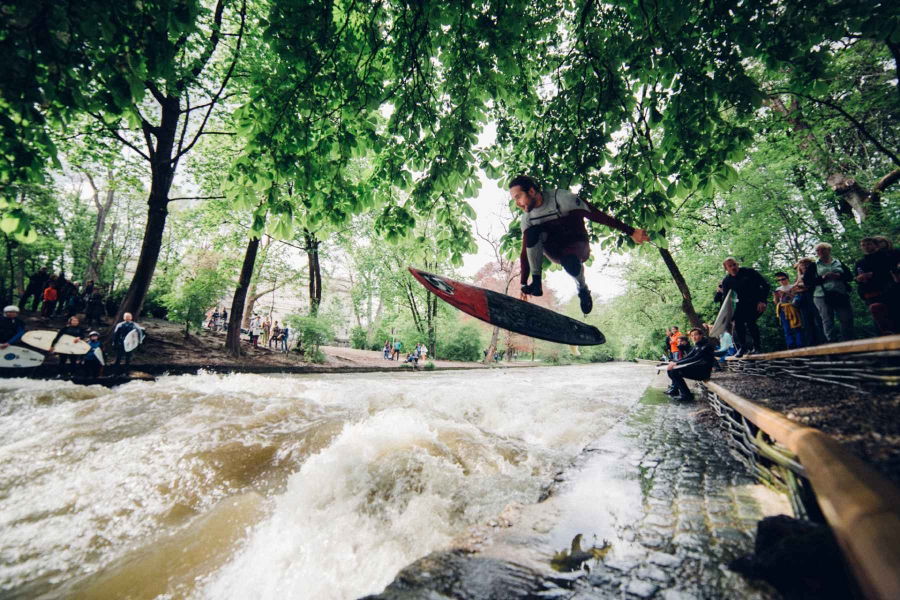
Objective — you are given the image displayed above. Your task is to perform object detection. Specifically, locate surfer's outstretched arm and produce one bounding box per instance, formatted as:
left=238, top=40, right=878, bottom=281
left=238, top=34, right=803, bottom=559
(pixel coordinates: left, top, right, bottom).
left=577, top=199, right=649, bottom=244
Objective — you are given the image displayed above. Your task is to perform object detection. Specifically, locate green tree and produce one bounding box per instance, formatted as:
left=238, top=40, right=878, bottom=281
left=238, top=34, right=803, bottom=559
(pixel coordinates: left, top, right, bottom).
left=162, top=261, right=231, bottom=337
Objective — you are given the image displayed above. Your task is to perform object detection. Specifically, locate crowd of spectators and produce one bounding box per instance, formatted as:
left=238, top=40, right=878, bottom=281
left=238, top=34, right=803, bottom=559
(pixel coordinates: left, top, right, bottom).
left=661, top=236, right=899, bottom=400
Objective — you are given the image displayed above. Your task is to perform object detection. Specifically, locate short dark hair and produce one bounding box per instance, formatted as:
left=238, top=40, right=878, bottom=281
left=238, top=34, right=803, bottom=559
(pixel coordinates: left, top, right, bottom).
left=509, top=174, right=539, bottom=192
left=774, top=271, right=789, bottom=279
left=688, top=327, right=705, bottom=336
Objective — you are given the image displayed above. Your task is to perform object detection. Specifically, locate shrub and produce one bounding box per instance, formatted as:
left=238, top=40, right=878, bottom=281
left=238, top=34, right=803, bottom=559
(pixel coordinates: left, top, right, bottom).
left=162, top=267, right=230, bottom=336
left=285, top=313, right=336, bottom=361
left=440, top=324, right=482, bottom=362
left=423, top=361, right=435, bottom=371
left=350, top=326, right=368, bottom=350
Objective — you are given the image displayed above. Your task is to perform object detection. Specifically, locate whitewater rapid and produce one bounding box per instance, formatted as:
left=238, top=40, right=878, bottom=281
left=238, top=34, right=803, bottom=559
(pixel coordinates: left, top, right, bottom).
left=0, top=364, right=652, bottom=599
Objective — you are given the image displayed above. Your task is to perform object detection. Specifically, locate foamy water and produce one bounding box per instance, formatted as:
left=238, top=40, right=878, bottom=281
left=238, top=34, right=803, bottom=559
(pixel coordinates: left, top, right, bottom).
left=0, top=364, right=651, bottom=599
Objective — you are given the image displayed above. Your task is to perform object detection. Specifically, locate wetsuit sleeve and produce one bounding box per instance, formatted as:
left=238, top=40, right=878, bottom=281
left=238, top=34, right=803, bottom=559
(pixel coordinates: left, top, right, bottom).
left=8, top=321, right=25, bottom=345
left=520, top=233, right=530, bottom=285
left=52, top=328, right=66, bottom=346
left=714, top=277, right=729, bottom=304
left=573, top=199, right=635, bottom=236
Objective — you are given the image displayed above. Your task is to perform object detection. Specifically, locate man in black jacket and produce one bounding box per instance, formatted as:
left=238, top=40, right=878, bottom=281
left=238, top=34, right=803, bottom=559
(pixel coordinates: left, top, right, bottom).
left=714, top=257, right=770, bottom=356
left=666, top=328, right=717, bottom=401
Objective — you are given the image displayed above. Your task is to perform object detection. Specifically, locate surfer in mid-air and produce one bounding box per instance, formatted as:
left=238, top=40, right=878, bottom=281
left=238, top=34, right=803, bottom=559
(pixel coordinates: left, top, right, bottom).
left=510, top=175, right=650, bottom=314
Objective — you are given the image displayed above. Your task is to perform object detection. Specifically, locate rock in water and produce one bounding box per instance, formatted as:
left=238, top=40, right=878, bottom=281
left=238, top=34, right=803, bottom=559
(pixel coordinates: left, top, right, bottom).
left=359, top=550, right=553, bottom=599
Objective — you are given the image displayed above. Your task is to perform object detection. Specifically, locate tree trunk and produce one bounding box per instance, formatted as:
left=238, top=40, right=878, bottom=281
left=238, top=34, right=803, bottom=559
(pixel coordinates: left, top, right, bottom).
left=243, top=280, right=288, bottom=327
left=305, top=231, right=321, bottom=315
left=484, top=326, right=500, bottom=364
left=658, top=247, right=704, bottom=330
left=226, top=236, right=261, bottom=357
left=84, top=172, right=116, bottom=284
left=114, top=97, right=180, bottom=322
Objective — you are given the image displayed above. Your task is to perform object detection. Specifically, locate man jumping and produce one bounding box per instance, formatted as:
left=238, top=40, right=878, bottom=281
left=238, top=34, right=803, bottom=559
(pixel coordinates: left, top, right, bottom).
left=510, top=175, right=649, bottom=313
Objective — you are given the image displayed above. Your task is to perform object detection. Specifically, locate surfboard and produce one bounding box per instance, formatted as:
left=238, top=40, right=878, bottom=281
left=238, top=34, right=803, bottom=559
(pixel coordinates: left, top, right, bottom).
left=408, top=268, right=605, bottom=346
left=1, top=346, right=45, bottom=368
left=22, top=330, right=91, bottom=354
left=709, top=290, right=736, bottom=338
left=123, top=328, right=143, bottom=353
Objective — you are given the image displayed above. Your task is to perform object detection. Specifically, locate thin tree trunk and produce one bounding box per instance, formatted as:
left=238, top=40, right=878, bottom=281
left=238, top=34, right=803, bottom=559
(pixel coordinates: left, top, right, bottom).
left=226, top=236, right=261, bottom=357
left=658, top=247, right=704, bottom=329
left=243, top=280, right=288, bottom=327
left=484, top=326, right=500, bottom=364
left=84, top=171, right=116, bottom=284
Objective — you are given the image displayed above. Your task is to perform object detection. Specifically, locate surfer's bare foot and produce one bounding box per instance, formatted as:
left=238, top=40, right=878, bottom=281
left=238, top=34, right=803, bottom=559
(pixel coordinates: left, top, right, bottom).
left=578, top=287, right=593, bottom=314
left=521, top=281, right=543, bottom=296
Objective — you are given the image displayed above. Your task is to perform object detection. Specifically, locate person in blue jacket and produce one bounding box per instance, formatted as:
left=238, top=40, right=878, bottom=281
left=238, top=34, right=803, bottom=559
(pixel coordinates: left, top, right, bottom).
left=0, top=305, right=26, bottom=349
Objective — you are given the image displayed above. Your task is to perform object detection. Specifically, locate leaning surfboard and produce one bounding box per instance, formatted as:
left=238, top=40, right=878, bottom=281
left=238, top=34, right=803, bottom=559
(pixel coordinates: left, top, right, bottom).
left=709, top=290, right=736, bottom=338
left=409, top=268, right=605, bottom=346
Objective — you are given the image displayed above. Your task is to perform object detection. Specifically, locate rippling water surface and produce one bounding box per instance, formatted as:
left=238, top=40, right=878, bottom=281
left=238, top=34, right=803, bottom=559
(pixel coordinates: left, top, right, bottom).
left=0, top=364, right=651, bottom=599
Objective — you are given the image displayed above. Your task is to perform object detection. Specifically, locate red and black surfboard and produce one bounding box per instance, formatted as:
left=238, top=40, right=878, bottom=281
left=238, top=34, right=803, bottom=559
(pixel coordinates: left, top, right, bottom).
left=408, top=267, right=606, bottom=346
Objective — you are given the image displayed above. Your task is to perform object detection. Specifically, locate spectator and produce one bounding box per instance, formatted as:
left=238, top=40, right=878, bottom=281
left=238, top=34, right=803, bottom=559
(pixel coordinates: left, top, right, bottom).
left=676, top=334, right=691, bottom=358
left=714, top=324, right=736, bottom=363
left=54, top=272, right=73, bottom=316
left=0, top=305, right=26, bottom=349
left=280, top=325, right=290, bottom=352
left=262, top=318, right=271, bottom=346
left=668, top=326, right=682, bottom=360
left=221, top=309, right=228, bottom=331
left=83, top=331, right=104, bottom=378
left=419, top=342, right=428, bottom=361
left=383, top=341, right=392, bottom=359
left=49, top=316, right=87, bottom=375
left=208, top=308, right=220, bottom=330
left=84, top=288, right=105, bottom=327
left=41, top=280, right=59, bottom=318
left=663, top=328, right=673, bottom=360
left=269, top=322, right=281, bottom=348
left=812, top=242, right=854, bottom=342
left=714, top=257, right=770, bottom=356
left=773, top=271, right=805, bottom=349
left=20, top=267, right=49, bottom=311
left=82, top=280, right=95, bottom=300
left=113, top=312, right=142, bottom=370
left=855, top=237, right=896, bottom=335
left=792, top=258, right=824, bottom=345
left=392, top=339, right=402, bottom=361
left=65, top=285, right=85, bottom=319
left=249, top=314, right=261, bottom=348
left=665, top=328, right=717, bottom=402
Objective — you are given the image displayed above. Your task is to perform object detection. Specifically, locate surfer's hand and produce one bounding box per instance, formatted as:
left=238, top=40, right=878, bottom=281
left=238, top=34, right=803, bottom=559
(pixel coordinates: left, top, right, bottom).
left=631, top=229, right=650, bottom=244
left=666, top=362, right=676, bottom=371
left=0, top=343, right=7, bottom=349
left=519, top=292, right=529, bottom=301
left=48, top=346, right=55, bottom=354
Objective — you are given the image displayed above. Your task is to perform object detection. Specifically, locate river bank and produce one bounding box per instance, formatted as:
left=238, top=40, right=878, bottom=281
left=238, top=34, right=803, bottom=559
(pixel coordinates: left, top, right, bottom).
left=8, top=312, right=537, bottom=377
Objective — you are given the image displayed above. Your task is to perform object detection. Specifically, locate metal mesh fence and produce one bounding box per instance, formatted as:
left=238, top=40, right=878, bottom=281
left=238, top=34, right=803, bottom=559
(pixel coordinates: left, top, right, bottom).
left=726, top=350, right=900, bottom=391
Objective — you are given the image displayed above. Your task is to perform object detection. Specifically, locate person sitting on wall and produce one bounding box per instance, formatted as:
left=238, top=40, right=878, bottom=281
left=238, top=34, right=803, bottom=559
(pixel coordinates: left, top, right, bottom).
left=666, top=328, right=717, bottom=402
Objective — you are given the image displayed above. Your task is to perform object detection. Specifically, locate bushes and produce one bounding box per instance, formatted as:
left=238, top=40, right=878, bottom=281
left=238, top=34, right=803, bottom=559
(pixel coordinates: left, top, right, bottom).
left=440, top=323, right=482, bottom=362
left=350, top=325, right=368, bottom=350
left=285, top=313, right=336, bottom=362
left=161, top=267, right=230, bottom=336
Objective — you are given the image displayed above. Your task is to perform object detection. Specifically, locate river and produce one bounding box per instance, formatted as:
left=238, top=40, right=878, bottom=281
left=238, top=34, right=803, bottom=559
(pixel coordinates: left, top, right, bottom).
left=0, top=363, right=655, bottom=599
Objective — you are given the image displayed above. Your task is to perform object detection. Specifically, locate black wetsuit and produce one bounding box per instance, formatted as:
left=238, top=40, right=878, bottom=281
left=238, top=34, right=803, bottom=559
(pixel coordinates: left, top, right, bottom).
left=0, top=316, right=26, bottom=345
left=667, top=337, right=717, bottom=399
left=53, top=325, right=87, bottom=372
left=714, top=267, right=770, bottom=354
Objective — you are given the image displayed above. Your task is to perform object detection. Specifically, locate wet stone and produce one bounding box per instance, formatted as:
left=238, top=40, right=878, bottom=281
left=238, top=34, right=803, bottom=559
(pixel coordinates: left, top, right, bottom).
left=660, top=589, right=701, bottom=600
left=604, top=557, right=641, bottom=572
left=625, top=579, right=660, bottom=598
left=639, top=532, right=666, bottom=549
left=676, top=515, right=706, bottom=532
left=672, top=532, right=705, bottom=551
left=636, top=565, right=670, bottom=583
left=648, top=551, right=683, bottom=568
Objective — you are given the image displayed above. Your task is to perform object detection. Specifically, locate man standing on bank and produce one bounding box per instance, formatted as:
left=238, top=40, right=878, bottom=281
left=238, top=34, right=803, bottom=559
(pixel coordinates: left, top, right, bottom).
left=510, top=175, right=650, bottom=314
left=714, top=257, right=770, bottom=356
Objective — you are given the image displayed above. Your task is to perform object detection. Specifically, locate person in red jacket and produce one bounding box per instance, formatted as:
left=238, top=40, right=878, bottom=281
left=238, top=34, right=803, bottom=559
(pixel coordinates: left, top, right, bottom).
left=41, top=281, right=59, bottom=318
left=510, top=175, right=649, bottom=314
